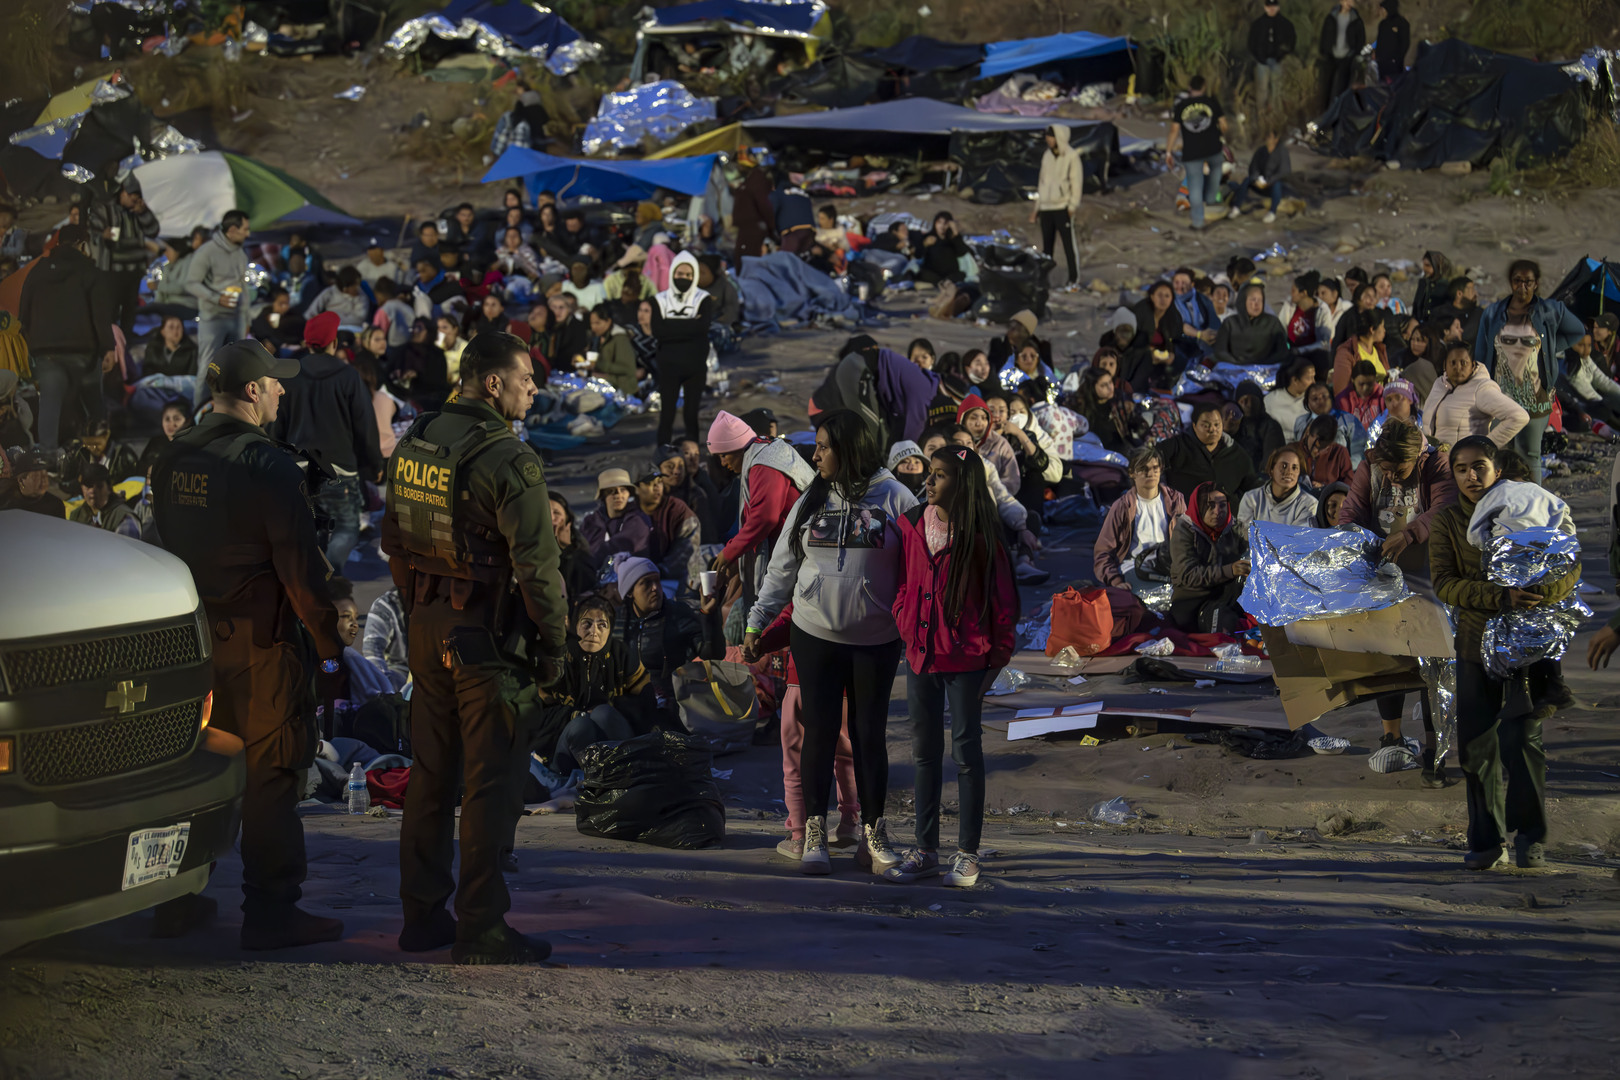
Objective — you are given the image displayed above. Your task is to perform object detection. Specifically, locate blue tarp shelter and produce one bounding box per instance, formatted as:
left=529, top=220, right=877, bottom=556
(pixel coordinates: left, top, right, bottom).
left=648, top=0, right=823, bottom=34
left=582, top=81, right=716, bottom=155
left=742, top=98, right=1092, bottom=155
left=483, top=148, right=719, bottom=201
left=863, top=35, right=984, bottom=73
left=980, top=31, right=1133, bottom=80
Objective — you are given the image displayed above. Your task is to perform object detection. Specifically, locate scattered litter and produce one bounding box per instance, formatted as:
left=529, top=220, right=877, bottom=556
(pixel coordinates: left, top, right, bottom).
left=1079, top=735, right=1101, bottom=746
left=1050, top=645, right=1083, bottom=669
left=334, top=85, right=367, bottom=101
left=711, top=768, right=733, bottom=780
left=987, top=667, right=1032, bottom=696
left=1248, top=829, right=1269, bottom=845
left=1148, top=687, right=1170, bottom=695
left=1316, top=811, right=1355, bottom=837
left=1134, top=637, right=1175, bottom=657
left=1009, top=702, right=1102, bottom=740
left=1194, top=679, right=1215, bottom=688
left=1007, top=803, right=1031, bottom=815
left=1090, top=796, right=1136, bottom=825
left=1308, top=735, right=1351, bottom=755
left=928, top=903, right=943, bottom=911
left=1067, top=674, right=1088, bottom=685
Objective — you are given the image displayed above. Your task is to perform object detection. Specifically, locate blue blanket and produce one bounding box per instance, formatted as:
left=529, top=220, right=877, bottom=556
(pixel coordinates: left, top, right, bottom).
left=738, top=253, right=862, bottom=325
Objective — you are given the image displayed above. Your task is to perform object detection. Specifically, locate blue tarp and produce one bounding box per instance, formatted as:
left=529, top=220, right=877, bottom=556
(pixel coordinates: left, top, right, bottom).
left=650, top=0, right=821, bottom=34
left=742, top=98, right=1097, bottom=155
left=863, top=35, right=983, bottom=73
left=483, top=147, right=718, bottom=200
left=581, top=81, right=717, bottom=155
left=438, top=0, right=582, bottom=54
left=738, top=252, right=860, bottom=325
left=980, top=31, right=1133, bottom=80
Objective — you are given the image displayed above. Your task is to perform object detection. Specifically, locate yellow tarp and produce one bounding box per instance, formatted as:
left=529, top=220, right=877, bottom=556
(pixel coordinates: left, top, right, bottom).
left=35, top=79, right=105, bottom=126
left=646, top=122, right=746, bottom=160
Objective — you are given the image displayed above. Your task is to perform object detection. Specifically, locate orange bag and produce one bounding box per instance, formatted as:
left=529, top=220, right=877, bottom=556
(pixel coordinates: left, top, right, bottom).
left=1046, top=587, right=1113, bottom=657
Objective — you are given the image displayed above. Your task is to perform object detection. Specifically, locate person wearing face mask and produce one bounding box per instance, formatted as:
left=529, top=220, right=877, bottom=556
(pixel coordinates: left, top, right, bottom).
left=580, top=468, right=654, bottom=564
left=1157, top=401, right=1258, bottom=502
left=1237, top=446, right=1318, bottom=529
left=1168, top=482, right=1250, bottom=633
left=1473, top=260, right=1585, bottom=483
left=1422, top=344, right=1529, bottom=454
left=887, top=440, right=928, bottom=497
left=651, top=250, right=715, bottom=446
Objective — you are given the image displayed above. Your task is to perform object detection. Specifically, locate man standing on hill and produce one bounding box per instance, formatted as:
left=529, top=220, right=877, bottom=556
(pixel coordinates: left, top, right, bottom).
left=1248, top=0, right=1296, bottom=109
left=1318, top=0, right=1366, bottom=109
left=1030, top=125, right=1083, bottom=292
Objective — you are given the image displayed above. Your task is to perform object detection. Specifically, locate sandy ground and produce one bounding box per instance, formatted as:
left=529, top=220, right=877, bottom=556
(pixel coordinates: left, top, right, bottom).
left=9, top=57, right=1620, bottom=1079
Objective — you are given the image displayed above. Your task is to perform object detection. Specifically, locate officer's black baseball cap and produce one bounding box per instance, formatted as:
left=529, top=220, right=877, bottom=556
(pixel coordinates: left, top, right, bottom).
left=207, top=340, right=300, bottom=395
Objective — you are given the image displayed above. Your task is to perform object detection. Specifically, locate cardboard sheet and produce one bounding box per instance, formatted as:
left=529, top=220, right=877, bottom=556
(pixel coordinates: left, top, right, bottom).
left=1008, top=702, right=1103, bottom=740
left=1263, top=625, right=1429, bottom=730
left=1282, top=596, right=1456, bottom=658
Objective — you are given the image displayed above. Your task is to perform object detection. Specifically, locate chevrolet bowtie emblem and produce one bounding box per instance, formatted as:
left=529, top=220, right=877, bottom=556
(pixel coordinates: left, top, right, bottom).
left=105, top=680, right=148, bottom=714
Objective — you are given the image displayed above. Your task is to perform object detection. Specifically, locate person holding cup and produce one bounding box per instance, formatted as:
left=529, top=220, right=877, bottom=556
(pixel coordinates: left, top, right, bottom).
left=186, top=209, right=252, bottom=406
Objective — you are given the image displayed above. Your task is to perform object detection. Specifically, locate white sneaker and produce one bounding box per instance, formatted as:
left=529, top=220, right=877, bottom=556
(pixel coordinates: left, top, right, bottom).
left=801, top=816, right=831, bottom=875
left=855, top=818, right=902, bottom=873
left=1263, top=212, right=1277, bottom=224
left=1227, top=205, right=1242, bottom=218
left=943, top=851, right=981, bottom=887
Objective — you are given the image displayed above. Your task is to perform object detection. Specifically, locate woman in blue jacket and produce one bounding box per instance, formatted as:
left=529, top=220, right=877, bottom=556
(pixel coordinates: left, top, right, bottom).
left=1472, top=260, right=1586, bottom=483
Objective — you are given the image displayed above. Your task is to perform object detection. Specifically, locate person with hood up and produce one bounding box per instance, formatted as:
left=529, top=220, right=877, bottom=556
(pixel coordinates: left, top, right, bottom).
left=651, top=250, right=715, bottom=446
left=1473, top=259, right=1585, bottom=483
left=707, top=410, right=818, bottom=605
left=1237, top=446, right=1319, bottom=529
left=1169, top=481, right=1250, bottom=633
left=1157, top=401, right=1259, bottom=502
left=1313, top=480, right=1350, bottom=527
left=1411, top=251, right=1454, bottom=322
left=271, top=310, right=386, bottom=570
left=585, top=303, right=641, bottom=396
left=186, top=209, right=252, bottom=406
left=742, top=410, right=919, bottom=876
left=887, top=440, right=928, bottom=498
left=1122, top=281, right=1186, bottom=386
left=1233, top=379, right=1286, bottom=469
left=532, top=594, right=655, bottom=785
left=16, top=223, right=116, bottom=450
left=1373, top=0, right=1410, bottom=81
left=1422, top=343, right=1529, bottom=453
left=1213, top=283, right=1290, bottom=367
left=998, top=339, right=1058, bottom=400
left=957, top=392, right=1020, bottom=496
left=1029, top=125, right=1083, bottom=290
left=1094, top=446, right=1187, bottom=591
left=580, top=468, right=655, bottom=564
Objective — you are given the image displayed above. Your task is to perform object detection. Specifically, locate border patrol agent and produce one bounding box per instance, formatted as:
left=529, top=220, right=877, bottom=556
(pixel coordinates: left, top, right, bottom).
left=382, top=330, right=567, bottom=965
left=150, top=340, right=347, bottom=950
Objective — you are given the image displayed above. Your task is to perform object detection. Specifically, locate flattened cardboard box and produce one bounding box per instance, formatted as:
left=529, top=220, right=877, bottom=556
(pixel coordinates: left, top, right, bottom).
left=1264, top=597, right=1454, bottom=730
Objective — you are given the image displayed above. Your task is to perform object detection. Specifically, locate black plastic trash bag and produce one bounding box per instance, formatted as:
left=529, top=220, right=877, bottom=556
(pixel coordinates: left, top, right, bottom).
left=972, top=243, right=1054, bottom=323
left=575, top=731, right=726, bottom=849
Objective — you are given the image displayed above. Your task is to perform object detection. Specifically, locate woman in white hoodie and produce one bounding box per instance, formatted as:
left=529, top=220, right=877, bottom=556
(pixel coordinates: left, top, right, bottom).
left=744, top=410, right=919, bottom=875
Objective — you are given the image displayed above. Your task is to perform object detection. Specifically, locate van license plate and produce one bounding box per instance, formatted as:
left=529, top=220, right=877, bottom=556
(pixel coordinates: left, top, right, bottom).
left=122, top=822, right=192, bottom=891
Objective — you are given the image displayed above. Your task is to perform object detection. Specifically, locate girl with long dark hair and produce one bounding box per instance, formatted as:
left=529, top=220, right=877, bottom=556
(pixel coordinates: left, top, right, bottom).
left=743, top=410, right=919, bottom=875
left=885, top=445, right=1017, bottom=887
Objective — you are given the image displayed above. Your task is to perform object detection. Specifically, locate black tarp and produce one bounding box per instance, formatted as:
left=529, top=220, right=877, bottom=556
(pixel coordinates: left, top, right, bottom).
left=776, top=53, right=888, bottom=108
left=1310, top=84, right=1389, bottom=159
left=1550, top=257, right=1620, bottom=321
left=862, top=35, right=983, bottom=73
left=1312, top=38, right=1586, bottom=169
left=950, top=121, right=1125, bottom=198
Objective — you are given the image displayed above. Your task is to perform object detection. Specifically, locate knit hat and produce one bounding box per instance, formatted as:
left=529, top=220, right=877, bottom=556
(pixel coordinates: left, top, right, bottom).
left=706, top=409, right=757, bottom=453
left=886, top=439, right=926, bottom=472
left=615, top=555, right=659, bottom=597
left=956, top=391, right=989, bottom=425
left=1383, top=377, right=1418, bottom=405
left=1234, top=380, right=1266, bottom=403
left=304, top=311, right=341, bottom=349
left=1010, top=309, right=1038, bottom=336
left=1104, top=307, right=1137, bottom=334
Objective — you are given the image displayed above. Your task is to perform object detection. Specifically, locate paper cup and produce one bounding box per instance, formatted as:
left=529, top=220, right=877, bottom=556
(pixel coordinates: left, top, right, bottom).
left=108, top=226, right=121, bottom=242
left=699, top=570, right=718, bottom=597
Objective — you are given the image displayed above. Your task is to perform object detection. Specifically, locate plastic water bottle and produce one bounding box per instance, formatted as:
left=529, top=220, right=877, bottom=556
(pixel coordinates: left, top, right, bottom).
left=347, top=764, right=369, bottom=815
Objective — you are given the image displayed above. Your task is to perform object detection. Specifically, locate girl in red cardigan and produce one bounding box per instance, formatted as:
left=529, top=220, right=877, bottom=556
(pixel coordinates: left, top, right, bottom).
left=886, top=445, right=1017, bottom=887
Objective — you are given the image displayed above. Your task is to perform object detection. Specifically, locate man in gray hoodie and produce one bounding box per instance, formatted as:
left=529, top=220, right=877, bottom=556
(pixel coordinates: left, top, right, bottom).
left=1030, top=125, right=1083, bottom=290
left=186, top=209, right=252, bottom=405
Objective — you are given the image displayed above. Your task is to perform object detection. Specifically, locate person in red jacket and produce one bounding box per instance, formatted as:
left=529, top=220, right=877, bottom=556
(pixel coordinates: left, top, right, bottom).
left=885, top=444, right=1017, bottom=889
left=706, top=409, right=816, bottom=605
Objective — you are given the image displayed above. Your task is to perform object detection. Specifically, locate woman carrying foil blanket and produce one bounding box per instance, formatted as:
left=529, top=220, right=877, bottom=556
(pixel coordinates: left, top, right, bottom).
left=1430, top=436, right=1581, bottom=872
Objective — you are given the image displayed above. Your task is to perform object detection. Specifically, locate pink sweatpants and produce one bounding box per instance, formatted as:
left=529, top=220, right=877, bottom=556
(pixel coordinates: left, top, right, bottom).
left=780, top=684, right=859, bottom=839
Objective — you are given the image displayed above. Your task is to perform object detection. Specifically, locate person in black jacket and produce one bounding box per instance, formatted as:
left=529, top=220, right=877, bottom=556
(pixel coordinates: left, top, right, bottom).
left=1374, top=0, right=1410, bottom=81
left=549, top=489, right=602, bottom=605
left=917, top=211, right=972, bottom=289
left=651, top=251, right=716, bottom=446
left=1157, top=400, right=1260, bottom=502
left=612, top=556, right=722, bottom=705
left=1248, top=0, right=1296, bottom=109
left=1318, top=0, right=1367, bottom=109
left=17, top=224, right=116, bottom=450
left=271, top=312, right=385, bottom=570
left=1232, top=379, right=1286, bottom=470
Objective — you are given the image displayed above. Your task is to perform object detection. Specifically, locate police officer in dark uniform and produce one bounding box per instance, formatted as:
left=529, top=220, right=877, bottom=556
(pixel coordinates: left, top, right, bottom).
left=150, top=340, right=347, bottom=950
left=381, top=330, right=567, bottom=965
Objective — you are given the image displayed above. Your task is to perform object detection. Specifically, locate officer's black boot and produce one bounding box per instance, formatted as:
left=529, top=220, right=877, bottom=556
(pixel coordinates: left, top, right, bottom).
left=240, top=904, right=345, bottom=951
left=451, top=923, right=552, bottom=966
left=398, top=907, right=457, bottom=952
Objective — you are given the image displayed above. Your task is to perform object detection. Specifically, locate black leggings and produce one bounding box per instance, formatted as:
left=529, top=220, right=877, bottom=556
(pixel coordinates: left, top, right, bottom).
left=1038, top=208, right=1077, bottom=281
left=656, top=354, right=706, bottom=446
left=790, top=623, right=902, bottom=826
